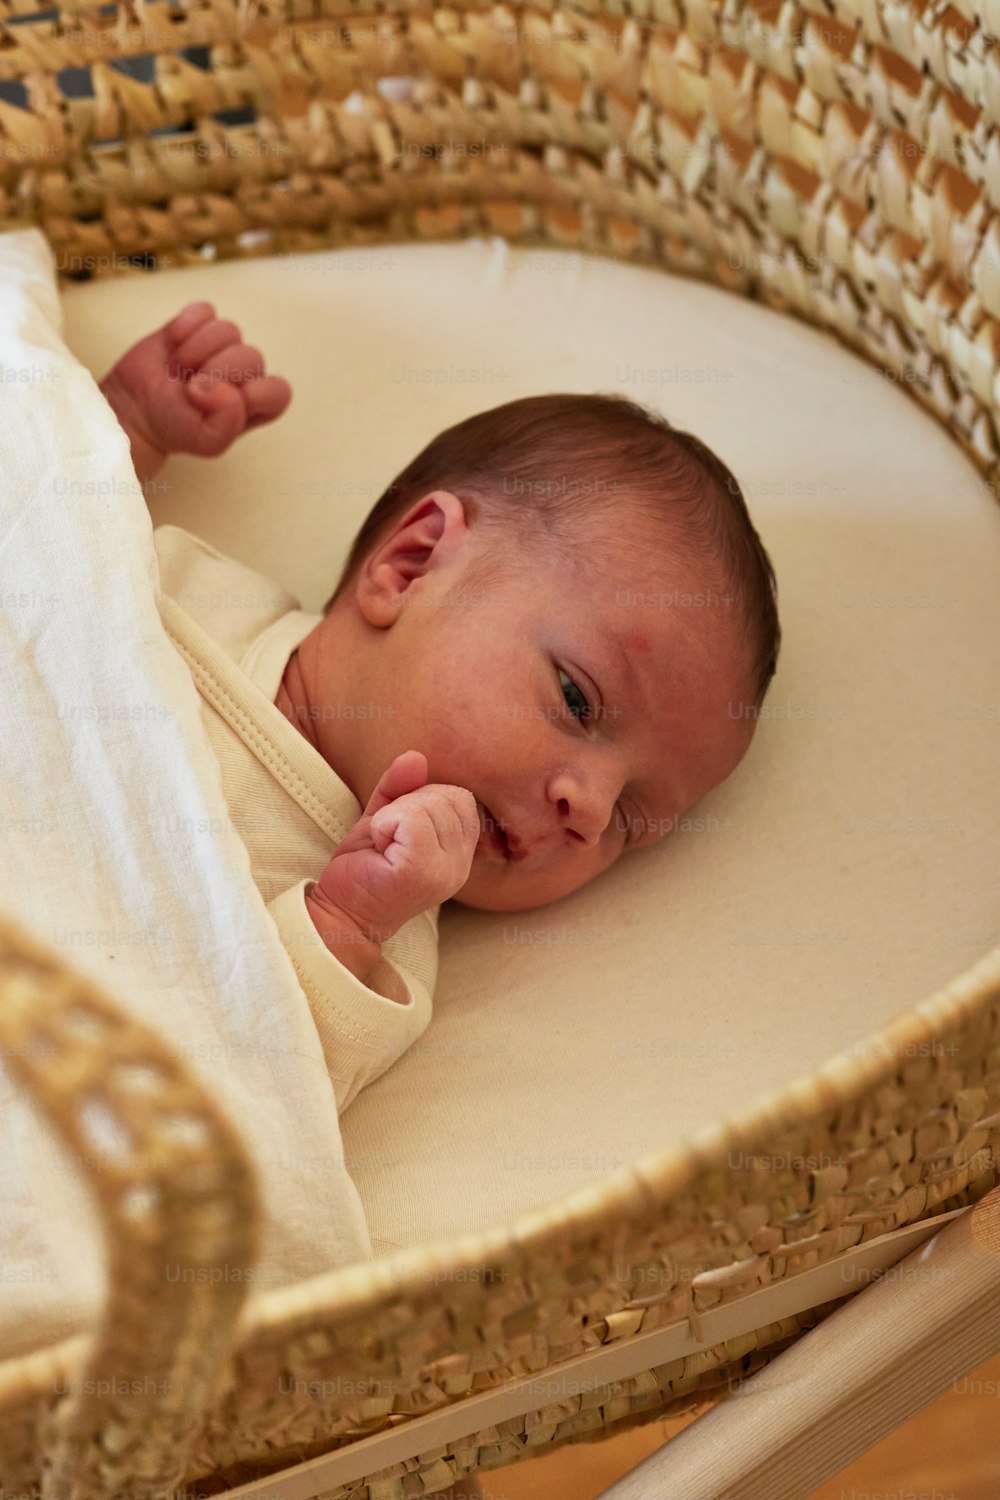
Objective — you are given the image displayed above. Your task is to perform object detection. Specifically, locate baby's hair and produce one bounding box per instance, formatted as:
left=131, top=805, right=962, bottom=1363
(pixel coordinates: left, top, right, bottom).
left=323, top=393, right=780, bottom=707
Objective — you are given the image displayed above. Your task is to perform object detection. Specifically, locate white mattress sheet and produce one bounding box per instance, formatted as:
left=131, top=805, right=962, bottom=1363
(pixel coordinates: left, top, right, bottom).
left=0, top=228, right=371, bottom=1362
left=61, top=235, right=1000, bottom=1262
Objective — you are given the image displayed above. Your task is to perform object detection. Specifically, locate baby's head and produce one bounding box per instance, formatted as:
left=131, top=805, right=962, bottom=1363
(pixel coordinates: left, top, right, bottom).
left=316, top=393, right=780, bottom=913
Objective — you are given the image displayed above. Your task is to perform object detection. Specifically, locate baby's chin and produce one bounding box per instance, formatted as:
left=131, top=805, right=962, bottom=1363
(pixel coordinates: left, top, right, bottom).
left=447, top=863, right=588, bottom=913
left=447, top=889, right=556, bottom=913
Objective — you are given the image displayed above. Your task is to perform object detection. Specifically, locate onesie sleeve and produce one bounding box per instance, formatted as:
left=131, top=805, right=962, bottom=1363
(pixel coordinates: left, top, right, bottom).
left=266, top=878, right=433, bottom=1115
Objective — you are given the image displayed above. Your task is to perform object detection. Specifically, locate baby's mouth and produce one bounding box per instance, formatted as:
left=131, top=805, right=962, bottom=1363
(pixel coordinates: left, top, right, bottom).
left=476, top=799, right=510, bottom=860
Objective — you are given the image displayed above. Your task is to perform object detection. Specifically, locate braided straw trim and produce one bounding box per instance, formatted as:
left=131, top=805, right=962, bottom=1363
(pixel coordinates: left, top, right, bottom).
left=0, top=911, right=261, bottom=1500
left=1, top=1, right=999, bottom=494
left=157, top=946, right=999, bottom=1499
left=0, top=945, right=984, bottom=1498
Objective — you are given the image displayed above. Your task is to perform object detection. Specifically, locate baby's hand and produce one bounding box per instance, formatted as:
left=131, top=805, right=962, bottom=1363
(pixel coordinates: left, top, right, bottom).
left=307, top=751, right=480, bottom=948
left=100, top=301, right=292, bottom=476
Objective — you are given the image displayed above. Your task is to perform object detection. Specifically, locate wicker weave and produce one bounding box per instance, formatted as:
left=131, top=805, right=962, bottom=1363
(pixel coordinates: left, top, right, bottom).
left=2, top=0, right=1000, bottom=1494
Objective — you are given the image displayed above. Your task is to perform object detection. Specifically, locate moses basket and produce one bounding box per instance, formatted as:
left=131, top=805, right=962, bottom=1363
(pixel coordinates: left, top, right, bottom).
left=1, top=0, right=1000, bottom=1494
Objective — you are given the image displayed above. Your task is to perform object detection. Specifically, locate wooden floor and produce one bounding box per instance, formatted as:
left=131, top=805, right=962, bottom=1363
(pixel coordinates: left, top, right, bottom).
left=437, top=1348, right=1000, bottom=1499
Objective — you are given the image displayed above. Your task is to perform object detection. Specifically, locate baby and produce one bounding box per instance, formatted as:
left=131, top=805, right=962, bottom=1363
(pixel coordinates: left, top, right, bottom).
left=99, top=299, right=780, bottom=1002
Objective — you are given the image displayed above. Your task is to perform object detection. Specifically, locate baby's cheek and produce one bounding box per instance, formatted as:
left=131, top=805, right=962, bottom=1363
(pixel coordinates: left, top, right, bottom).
left=622, top=628, right=653, bottom=657
left=424, top=693, right=482, bottom=771
left=437, top=676, right=489, bottom=743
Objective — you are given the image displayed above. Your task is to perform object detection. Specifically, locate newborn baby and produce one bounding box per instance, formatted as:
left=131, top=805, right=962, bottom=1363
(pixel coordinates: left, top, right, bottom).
left=100, top=300, right=780, bottom=1006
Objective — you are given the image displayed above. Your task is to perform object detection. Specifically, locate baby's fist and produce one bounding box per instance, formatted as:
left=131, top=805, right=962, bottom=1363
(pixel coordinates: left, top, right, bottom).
left=165, top=302, right=292, bottom=449
left=308, top=752, right=480, bottom=945
left=101, top=300, right=292, bottom=471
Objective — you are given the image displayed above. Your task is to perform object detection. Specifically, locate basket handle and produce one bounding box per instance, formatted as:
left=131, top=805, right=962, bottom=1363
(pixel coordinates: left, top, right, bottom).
left=0, top=910, right=262, bottom=1500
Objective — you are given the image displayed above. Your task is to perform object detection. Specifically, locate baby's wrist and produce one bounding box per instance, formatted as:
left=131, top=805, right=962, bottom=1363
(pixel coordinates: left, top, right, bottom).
left=98, top=372, right=168, bottom=492
left=304, top=884, right=386, bottom=987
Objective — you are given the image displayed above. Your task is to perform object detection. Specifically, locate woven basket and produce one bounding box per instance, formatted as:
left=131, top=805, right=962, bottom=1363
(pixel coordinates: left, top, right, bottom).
left=1, top=0, right=1000, bottom=1496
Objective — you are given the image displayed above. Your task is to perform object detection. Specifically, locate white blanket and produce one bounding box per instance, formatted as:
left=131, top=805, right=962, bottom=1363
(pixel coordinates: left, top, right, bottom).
left=0, top=228, right=371, bottom=1360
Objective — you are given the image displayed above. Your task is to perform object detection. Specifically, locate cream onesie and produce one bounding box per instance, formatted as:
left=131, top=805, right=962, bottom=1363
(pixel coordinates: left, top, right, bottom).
left=152, top=523, right=440, bottom=1115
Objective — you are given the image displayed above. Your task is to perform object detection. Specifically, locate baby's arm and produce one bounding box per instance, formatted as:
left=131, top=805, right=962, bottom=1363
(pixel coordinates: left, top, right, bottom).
left=305, top=751, right=479, bottom=996
left=260, top=754, right=472, bottom=1111
left=304, top=892, right=382, bottom=988
left=99, top=302, right=292, bottom=491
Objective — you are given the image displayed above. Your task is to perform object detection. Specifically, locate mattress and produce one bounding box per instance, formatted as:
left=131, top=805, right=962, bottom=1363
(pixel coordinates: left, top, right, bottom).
left=61, top=234, right=1000, bottom=1261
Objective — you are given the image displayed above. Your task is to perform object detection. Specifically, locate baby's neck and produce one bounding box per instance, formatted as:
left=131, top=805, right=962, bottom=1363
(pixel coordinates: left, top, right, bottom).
left=271, top=614, right=370, bottom=814
left=274, top=649, right=320, bottom=751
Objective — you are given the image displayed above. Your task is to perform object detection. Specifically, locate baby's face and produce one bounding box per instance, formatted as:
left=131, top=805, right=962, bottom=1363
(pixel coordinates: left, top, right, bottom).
left=293, top=491, right=758, bottom=913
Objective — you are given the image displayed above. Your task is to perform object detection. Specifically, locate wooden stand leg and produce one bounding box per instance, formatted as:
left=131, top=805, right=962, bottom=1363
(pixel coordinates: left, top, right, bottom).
left=594, top=1186, right=1000, bottom=1500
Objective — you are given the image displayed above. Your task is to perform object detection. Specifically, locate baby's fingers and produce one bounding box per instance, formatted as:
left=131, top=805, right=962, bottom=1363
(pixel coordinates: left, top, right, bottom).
left=164, top=302, right=215, bottom=349
left=243, top=374, right=293, bottom=429
left=171, top=318, right=242, bottom=378
left=424, top=787, right=480, bottom=854
left=372, top=791, right=475, bottom=861
left=184, top=374, right=247, bottom=453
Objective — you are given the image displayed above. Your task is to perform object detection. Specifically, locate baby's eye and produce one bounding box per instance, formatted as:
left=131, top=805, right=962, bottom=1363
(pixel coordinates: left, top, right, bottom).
left=558, top=668, right=591, bottom=722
